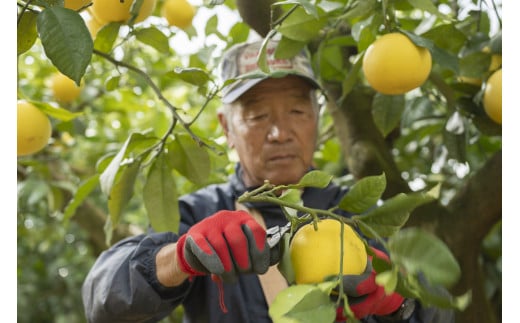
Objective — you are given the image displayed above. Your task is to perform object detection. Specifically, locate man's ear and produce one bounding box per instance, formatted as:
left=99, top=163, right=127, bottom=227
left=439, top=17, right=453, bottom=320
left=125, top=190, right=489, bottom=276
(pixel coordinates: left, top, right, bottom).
left=217, top=111, right=234, bottom=148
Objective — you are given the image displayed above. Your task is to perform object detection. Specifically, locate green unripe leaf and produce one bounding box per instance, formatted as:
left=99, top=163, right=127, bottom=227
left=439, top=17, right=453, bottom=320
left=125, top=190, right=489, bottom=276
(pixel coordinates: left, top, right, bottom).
left=339, top=173, right=386, bottom=214
left=168, top=133, right=211, bottom=185
left=18, top=10, right=39, bottom=55
left=389, top=227, right=461, bottom=288
left=297, top=170, right=333, bottom=188
left=135, top=26, right=170, bottom=54
left=144, top=155, right=180, bottom=233
left=277, top=6, right=327, bottom=42
left=37, top=6, right=93, bottom=84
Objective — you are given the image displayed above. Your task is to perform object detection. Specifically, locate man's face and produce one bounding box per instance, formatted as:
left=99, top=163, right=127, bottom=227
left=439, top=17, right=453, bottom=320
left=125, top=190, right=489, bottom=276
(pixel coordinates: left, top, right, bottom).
left=219, top=75, right=319, bottom=187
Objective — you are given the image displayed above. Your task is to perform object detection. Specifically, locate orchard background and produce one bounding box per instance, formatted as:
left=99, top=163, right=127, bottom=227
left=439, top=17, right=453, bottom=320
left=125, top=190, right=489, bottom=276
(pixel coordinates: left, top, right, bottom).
left=16, top=0, right=505, bottom=322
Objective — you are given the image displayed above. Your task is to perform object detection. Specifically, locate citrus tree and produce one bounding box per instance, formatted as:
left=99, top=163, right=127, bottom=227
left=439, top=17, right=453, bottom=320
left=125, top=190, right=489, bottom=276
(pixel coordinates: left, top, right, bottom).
left=17, top=0, right=501, bottom=322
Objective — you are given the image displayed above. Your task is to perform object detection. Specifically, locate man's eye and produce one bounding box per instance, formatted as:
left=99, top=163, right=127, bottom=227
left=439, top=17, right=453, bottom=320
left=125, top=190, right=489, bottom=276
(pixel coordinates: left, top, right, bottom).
left=248, top=114, right=268, bottom=121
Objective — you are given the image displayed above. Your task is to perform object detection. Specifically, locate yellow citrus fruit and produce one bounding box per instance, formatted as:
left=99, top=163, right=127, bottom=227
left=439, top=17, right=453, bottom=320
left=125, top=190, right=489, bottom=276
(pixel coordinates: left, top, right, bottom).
left=362, top=32, right=432, bottom=95
left=17, top=101, right=52, bottom=157
left=483, top=68, right=502, bottom=124
left=489, top=54, right=501, bottom=72
left=85, top=14, right=105, bottom=39
left=64, top=0, right=91, bottom=10
left=50, top=72, right=82, bottom=104
left=89, top=0, right=157, bottom=24
left=161, top=0, right=196, bottom=29
left=290, top=218, right=367, bottom=284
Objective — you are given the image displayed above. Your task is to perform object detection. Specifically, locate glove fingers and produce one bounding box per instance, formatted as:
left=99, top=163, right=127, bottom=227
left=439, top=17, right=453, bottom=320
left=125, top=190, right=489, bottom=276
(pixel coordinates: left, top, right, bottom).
left=371, top=292, right=404, bottom=316
left=342, top=260, right=377, bottom=296
left=241, top=224, right=269, bottom=274
left=222, top=222, right=251, bottom=271
left=350, top=285, right=385, bottom=319
left=186, top=234, right=227, bottom=275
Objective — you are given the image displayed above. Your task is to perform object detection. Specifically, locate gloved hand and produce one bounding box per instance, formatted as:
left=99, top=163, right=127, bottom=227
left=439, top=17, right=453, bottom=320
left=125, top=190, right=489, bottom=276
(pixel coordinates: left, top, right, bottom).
left=176, top=210, right=270, bottom=281
left=338, top=247, right=404, bottom=320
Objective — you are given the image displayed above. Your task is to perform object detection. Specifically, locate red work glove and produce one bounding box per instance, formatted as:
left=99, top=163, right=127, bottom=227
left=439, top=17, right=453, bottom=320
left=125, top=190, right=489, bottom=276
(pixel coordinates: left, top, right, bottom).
left=337, top=247, right=404, bottom=320
left=176, top=210, right=270, bottom=281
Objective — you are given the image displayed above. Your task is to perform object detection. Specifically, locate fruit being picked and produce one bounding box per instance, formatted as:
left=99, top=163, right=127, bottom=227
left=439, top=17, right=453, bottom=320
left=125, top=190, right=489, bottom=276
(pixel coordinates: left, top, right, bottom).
left=290, top=218, right=368, bottom=284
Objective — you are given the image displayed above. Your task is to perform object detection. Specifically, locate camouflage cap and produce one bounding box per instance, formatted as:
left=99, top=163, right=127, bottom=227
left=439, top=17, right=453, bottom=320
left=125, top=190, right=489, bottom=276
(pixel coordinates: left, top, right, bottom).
left=219, top=39, right=320, bottom=104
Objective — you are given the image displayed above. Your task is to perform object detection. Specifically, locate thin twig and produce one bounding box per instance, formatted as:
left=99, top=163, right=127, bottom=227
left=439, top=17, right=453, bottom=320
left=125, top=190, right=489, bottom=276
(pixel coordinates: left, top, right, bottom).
left=92, top=49, right=221, bottom=155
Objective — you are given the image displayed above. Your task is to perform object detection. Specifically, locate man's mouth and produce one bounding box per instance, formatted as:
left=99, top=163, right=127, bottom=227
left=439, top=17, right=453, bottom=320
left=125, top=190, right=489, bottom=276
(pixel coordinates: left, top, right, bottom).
left=268, top=154, right=296, bottom=162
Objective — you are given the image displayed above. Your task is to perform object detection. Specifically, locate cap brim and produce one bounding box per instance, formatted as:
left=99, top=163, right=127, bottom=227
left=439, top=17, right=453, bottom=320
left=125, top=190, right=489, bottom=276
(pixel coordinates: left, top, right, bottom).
left=221, top=73, right=321, bottom=104
left=221, top=78, right=266, bottom=104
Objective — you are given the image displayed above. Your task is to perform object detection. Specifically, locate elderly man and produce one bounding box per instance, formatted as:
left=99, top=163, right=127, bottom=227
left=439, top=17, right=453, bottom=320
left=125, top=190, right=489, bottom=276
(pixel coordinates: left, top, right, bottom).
left=81, top=39, right=430, bottom=323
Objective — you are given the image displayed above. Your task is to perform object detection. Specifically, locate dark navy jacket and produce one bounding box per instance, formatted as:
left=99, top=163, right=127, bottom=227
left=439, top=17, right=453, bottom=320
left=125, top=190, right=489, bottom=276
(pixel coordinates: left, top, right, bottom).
left=81, top=165, right=453, bottom=323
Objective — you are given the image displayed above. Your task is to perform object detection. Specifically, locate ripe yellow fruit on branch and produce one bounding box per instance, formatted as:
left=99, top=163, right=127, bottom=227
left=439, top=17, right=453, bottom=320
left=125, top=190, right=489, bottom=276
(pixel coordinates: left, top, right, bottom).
left=50, top=72, right=82, bottom=104
left=161, top=0, right=196, bottom=29
left=362, top=32, right=432, bottom=95
left=17, top=101, right=52, bottom=157
left=89, top=0, right=157, bottom=24
left=85, top=14, right=105, bottom=39
left=64, top=0, right=91, bottom=11
left=290, top=218, right=367, bottom=284
left=483, top=68, right=502, bottom=124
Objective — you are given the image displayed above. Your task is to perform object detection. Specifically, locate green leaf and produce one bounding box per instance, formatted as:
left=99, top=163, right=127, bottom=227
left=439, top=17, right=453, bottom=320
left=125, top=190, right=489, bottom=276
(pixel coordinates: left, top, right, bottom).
left=18, top=10, right=39, bottom=55
left=274, top=0, right=319, bottom=18
left=279, top=189, right=303, bottom=205
left=99, top=133, right=155, bottom=196
left=318, top=44, right=345, bottom=82
left=389, top=227, right=461, bottom=288
left=375, top=269, right=398, bottom=294
left=167, top=133, right=211, bottom=185
left=277, top=6, right=327, bottom=42
left=31, top=101, right=83, bottom=121
left=401, top=30, right=458, bottom=73
left=170, top=67, right=211, bottom=86
left=94, top=22, right=121, bottom=53
left=296, top=170, right=333, bottom=188
left=134, top=26, right=170, bottom=54
left=37, top=7, right=93, bottom=84
left=277, top=234, right=296, bottom=284
left=105, top=76, right=121, bottom=91
left=459, top=51, right=490, bottom=78
left=421, top=24, right=467, bottom=54
left=143, top=155, right=180, bottom=233
left=283, top=288, right=336, bottom=322
left=107, top=160, right=141, bottom=232
left=372, top=94, right=405, bottom=137
left=401, top=274, right=471, bottom=310
left=338, top=173, right=386, bottom=214
left=353, top=189, right=436, bottom=238
left=228, top=22, right=251, bottom=43
left=341, top=0, right=377, bottom=22
left=63, top=174, right=100, bottom=222
left=277, top=37, right=307, bottom=59
left=269, top=284, right=336, bottom=323
left=204, top=14, right=219, bottom=36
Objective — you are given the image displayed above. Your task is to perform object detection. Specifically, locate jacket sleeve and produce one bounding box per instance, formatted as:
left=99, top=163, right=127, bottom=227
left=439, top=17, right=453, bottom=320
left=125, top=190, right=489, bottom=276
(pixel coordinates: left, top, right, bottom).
left=81, top=231, right=192, bottom=323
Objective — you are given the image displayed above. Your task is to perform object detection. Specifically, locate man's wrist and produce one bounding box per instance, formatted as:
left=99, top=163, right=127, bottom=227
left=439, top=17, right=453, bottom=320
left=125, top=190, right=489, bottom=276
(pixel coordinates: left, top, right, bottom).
left=156, top=242, right=189, bottom=287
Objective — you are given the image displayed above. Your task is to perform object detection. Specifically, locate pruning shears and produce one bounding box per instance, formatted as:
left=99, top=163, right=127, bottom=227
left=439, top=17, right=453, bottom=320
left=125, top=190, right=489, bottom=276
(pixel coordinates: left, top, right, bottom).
left=266, top=222, right=291, bottom=248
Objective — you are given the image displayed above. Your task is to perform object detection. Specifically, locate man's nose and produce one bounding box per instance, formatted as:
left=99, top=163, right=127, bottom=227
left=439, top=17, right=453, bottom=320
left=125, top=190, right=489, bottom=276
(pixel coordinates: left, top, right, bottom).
left=267, top=119, right=291, bottom=142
